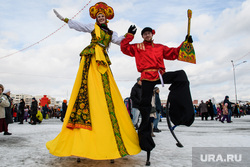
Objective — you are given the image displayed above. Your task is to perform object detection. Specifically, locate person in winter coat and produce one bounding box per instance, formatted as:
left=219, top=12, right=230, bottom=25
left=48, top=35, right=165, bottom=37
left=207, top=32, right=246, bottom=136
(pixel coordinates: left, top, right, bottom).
left=199, top=100, right=208, bottom=120
left=221, top=102, right=230, bottom=123
left=18, top=99, right=25, bottom=124
left=23, top=106, right=29, bottom=122
left=207, top=99, right=214, bottom=120
left=61, top=100, right=68, bottom=122
left=0, top=84, right=11, bottom=135
left=3, top=89, right=13, bottom=132
left=30, top=98, right=38, bottom=125
left=153, top=87, right=161, bottom=133
left=130, top=77, right=142, bottom=129
left=42, top=104, right=49, bottom=119
left=234, top=103, right=240, bottom=118
left=224, top=96, right=232, bottom=123
left=13, top=104, right=18, bottom=122
left=36, top=107, right=43, bottom=124
left=215, top=104, right=222, bottom=121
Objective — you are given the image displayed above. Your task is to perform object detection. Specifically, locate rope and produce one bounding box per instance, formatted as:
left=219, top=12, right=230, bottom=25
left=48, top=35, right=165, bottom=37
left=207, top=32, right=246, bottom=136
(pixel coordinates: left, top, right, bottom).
left=0, top=0, right=92, bottom=60
left=234, top=51, right=250, bottom=62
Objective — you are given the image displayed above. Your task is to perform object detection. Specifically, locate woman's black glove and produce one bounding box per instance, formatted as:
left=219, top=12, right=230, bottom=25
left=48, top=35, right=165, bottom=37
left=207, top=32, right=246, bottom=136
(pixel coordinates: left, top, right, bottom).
left=128, top=25, right=137, bottom=35
left=185, top=35, right=193, bottom=43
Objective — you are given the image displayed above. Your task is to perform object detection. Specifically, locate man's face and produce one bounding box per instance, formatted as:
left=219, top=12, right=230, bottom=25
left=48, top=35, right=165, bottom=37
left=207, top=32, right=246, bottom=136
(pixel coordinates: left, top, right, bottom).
left=142, top=31, right=153, bottom=42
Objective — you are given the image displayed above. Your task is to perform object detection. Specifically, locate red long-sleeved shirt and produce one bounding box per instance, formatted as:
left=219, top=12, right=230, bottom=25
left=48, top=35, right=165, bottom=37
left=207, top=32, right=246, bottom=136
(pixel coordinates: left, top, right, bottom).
left=120, top=33, right=182, bottom=81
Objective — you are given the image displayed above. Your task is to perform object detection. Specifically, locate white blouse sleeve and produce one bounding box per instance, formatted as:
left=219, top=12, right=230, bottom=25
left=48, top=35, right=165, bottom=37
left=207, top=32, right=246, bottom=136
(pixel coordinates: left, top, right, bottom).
left=111, top=31, right=125, bottom=46
left=68, top=20, right=94, bottom=33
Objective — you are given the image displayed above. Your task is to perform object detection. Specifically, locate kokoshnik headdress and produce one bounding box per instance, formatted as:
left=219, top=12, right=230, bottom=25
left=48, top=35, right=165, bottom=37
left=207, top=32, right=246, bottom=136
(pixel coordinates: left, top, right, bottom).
left=89, top=2, right=114, bottom=20
left=89, top=2, right=114, bottom=39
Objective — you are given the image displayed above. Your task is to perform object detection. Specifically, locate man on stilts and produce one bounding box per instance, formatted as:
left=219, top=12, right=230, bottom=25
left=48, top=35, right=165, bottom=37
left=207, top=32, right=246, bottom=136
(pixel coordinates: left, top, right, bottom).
left=121, top=25, right=195, bottom=165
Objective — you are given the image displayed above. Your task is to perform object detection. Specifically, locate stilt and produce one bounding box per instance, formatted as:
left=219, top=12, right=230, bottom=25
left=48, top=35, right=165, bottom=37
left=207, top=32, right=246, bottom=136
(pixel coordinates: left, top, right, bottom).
left=166, top=100, right=183, bottom=148
left=146, top=151, right=151, bottom=166
left=110, top=159, right=114, bottom=163
left=151, top=123, right=155, bottom=137
left=77, top=158, right=81, bottom=163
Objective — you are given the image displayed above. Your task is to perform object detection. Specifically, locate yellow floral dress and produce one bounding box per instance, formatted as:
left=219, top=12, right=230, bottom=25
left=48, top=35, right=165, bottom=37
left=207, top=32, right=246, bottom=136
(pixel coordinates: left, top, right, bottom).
left=46, top=21, right=141, bottom=160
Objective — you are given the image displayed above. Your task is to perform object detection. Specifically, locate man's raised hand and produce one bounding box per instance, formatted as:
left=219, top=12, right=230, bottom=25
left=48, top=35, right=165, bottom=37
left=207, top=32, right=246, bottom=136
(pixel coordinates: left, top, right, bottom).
left=128, top=25, right=137, bottom=35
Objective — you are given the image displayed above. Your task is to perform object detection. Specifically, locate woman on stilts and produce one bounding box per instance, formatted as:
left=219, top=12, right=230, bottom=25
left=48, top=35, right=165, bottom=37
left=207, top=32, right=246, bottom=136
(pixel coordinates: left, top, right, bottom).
left=46, top=2, right=141, bottom=162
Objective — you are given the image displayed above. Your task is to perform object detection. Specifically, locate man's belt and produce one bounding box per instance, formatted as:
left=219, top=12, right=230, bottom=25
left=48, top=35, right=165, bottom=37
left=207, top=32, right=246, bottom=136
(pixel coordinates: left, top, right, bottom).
left=142, top=69, right=164, bottom=87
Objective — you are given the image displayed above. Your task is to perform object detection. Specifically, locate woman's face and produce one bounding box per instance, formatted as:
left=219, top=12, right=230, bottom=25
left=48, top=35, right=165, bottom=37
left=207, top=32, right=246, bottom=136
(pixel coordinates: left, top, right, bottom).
left=142, top=31, right=153, bottom=42
left=97, top=13, right=106, bottom=24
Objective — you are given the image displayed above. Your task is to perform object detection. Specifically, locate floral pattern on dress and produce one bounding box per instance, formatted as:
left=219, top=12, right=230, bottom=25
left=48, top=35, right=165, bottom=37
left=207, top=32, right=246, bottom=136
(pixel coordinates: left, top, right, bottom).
left=102, top=73, right=128, bottom=157
left=67, top=55, right=92, bottom=130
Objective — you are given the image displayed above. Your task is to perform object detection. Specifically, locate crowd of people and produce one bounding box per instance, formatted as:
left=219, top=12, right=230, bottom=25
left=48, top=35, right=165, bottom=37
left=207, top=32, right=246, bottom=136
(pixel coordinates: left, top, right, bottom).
left=194, top=96, right=249, bottom=123
left=0, top=84, right=68, bottom=136
left=2, top=81, right=249, bottom=137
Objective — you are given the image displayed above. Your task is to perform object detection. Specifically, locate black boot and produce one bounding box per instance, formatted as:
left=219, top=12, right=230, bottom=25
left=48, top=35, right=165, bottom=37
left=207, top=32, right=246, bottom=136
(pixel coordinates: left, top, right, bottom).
left=146, top=151, right=151, bottom=166
left=4, top=132, right=12, bottom=135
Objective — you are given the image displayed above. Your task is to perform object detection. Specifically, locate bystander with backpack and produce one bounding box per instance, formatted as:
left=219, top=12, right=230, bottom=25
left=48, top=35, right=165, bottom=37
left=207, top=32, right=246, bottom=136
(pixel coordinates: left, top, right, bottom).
left=124, top=97, right=133, bottom=119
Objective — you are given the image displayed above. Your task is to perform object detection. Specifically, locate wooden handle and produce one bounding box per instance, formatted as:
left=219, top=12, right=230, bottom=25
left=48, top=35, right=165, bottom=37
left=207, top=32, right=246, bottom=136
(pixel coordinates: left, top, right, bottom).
left=187, top=9, right=192, bottom=36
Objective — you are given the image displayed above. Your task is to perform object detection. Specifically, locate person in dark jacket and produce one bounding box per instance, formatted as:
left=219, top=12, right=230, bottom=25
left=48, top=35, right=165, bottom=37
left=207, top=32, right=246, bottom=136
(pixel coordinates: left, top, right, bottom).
left=224, top=96, right=232, bottom=123
left=13, top=104, right=18, bottom=122
left=153, top=87, right=161, bottom=132
left=18, top=99, right=25, bottom=124
left=207, top=99, right=214, bottom=120
left=130, top=77, right=142, bottom=129
left=30, top=98, right=38, bottom=125
left=3, top=89, right=13, bottom=135
left=42, top=104, right=49, bottom=119
left=199, top=100, right=208, bottom=120
left=61, top=100, right=68, bottom=122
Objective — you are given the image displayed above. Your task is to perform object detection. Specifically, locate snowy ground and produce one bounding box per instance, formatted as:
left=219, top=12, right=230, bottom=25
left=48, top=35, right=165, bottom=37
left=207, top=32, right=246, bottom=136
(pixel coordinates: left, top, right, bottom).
left=1, top=115, right=250, bottom=167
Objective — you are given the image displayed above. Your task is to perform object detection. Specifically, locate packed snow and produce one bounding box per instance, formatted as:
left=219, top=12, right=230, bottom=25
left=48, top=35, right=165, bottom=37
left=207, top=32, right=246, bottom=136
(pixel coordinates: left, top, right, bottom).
left=1, top=115, right=250, bottom=167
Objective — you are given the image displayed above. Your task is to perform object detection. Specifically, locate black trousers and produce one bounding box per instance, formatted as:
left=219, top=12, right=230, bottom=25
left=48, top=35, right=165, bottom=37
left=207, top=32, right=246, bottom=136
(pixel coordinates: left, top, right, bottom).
left=31, top=114, right=37, bottom=124
left=208, top=110, right=214, bottom=120
left=138, top=70, right=194, bottom=151
left=201, top=112, right=208, bottom=120
left=19, top=111, right=24, bottom=124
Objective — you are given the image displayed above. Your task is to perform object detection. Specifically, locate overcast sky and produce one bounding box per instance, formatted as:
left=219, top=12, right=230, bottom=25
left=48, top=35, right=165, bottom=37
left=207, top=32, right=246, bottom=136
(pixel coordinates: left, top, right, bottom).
left=0, top=0, right=250, bottom=104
